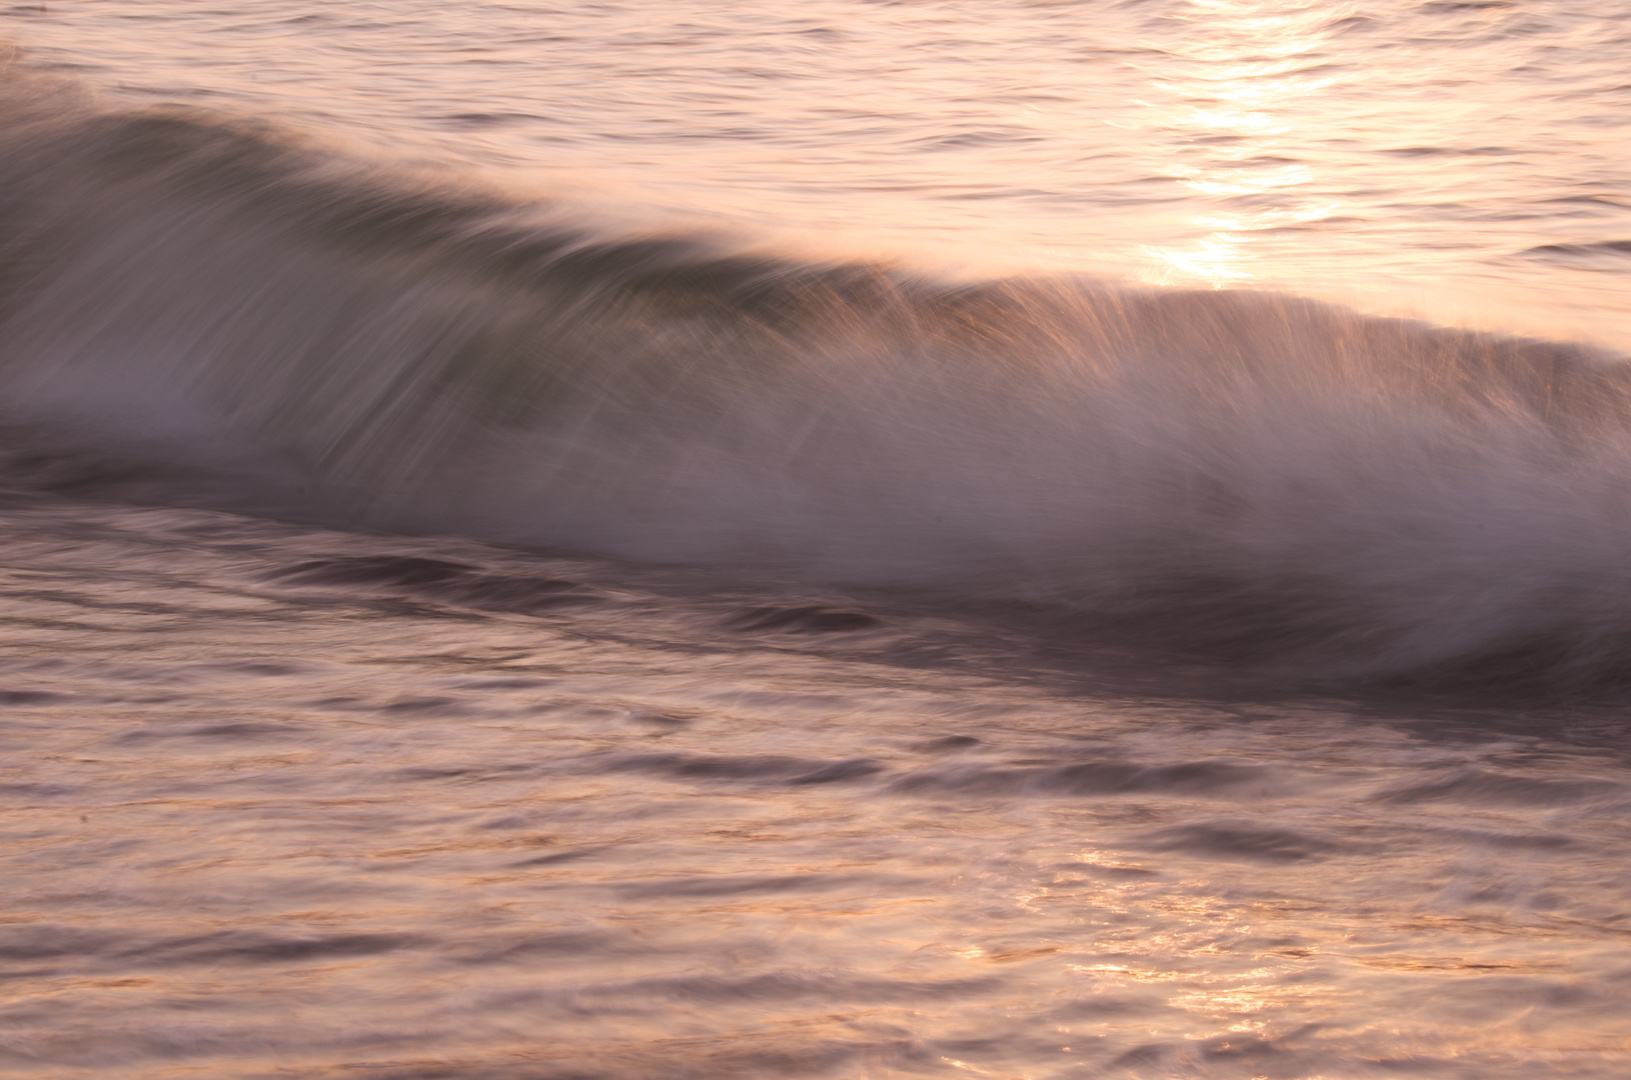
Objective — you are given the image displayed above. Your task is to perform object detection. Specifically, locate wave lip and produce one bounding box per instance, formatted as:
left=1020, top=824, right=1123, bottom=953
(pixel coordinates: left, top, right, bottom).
left=1520, top=240, right=1631, bottom=270
left=4, top=81, right=1631, bottom=689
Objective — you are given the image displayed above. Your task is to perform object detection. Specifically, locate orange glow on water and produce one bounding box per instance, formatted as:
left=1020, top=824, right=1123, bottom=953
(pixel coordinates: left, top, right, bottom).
left=7, top=0, right=1631, bottom=344
left=1141, top=0, right=1342, bottom=289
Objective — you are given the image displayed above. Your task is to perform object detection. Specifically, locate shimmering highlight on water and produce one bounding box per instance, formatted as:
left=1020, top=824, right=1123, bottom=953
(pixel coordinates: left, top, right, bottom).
left=6, top=0, right=1631, bottom=340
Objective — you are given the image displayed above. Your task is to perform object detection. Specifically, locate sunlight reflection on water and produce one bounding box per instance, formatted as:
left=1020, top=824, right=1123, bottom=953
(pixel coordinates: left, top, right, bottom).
left=2, top=0, right=1628, bottom=341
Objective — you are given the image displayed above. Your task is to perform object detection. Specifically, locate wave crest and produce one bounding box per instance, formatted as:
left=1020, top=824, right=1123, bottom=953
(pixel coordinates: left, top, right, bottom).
left=4, top=79, right=1631, bottom=687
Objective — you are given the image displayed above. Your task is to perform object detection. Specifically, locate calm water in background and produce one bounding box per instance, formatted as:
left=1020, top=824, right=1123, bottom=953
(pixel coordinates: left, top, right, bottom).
left=2, top=2, right=1631, bottom=1077
left=8, top=0, right=1631, bottom=338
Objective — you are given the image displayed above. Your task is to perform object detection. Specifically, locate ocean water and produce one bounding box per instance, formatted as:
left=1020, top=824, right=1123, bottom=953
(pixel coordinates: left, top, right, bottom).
left=2, top=2, right=1630, bottom=1077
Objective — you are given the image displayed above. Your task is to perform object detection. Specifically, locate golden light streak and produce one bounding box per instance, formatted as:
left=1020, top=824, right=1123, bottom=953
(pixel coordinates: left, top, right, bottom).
left=1142, top=0, right=1345, bottom=288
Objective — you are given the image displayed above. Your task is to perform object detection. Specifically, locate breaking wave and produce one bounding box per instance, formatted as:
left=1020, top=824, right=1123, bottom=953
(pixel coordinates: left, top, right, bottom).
left=5, top=72, right=1631, bottom=688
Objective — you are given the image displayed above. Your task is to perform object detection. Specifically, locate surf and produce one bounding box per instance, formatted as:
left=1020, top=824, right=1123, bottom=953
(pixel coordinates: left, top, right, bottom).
left=4, top=77, right=1631, bottom=688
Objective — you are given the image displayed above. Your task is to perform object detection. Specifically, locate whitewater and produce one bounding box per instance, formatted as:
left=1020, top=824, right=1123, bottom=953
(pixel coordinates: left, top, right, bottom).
left=1, top=1, right=1630, bottom=1077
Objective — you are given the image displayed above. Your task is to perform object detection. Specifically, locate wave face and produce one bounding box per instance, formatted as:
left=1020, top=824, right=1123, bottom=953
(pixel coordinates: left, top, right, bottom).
left=5, top=82, right=1631, bottom=687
